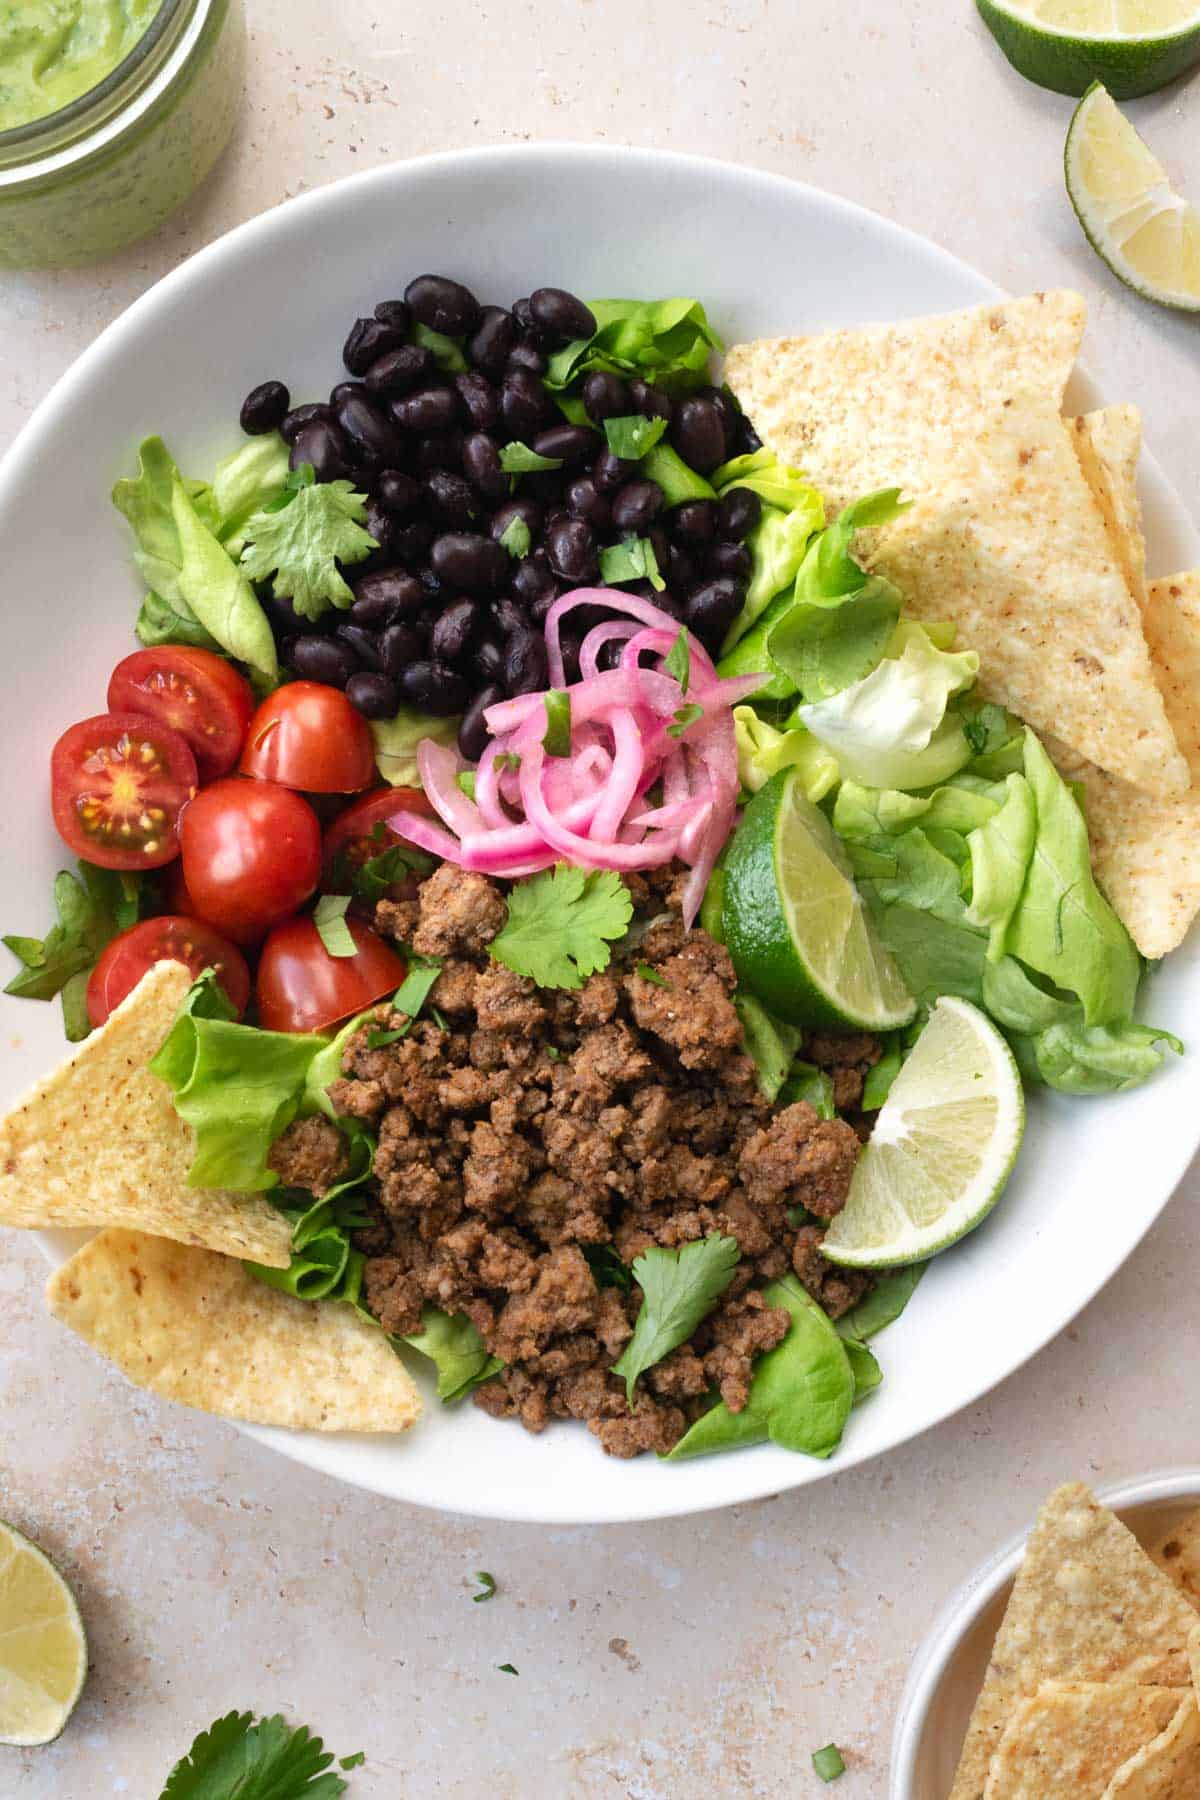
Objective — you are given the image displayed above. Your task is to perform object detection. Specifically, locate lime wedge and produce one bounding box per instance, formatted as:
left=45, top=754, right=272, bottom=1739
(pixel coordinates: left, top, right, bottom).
left=977, top=0, right=1200, bottom=97
left=722, top=768, right=917, bottom=1032
left=0, top=1521, right=87, bottom=1746
left=821, top=996, right=1024, bottom=1269
left=1066, top=83, right=1200, bottom=311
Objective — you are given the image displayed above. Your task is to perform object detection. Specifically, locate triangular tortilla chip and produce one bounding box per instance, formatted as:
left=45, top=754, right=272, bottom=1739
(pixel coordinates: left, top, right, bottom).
left=723, top=290, right=1086, bottom=515
left=1143, top=571, right=1200, bottom=781
left=1071, top=406, right=1147, bottom=614
left=1148, top=1513, right=1200, bottom=1613
left=868, top=392, right=1188, bottom=798
left=950, top=1484, right=1198, bottom=1800
left=0, top=962, right=291, bottom=1267
left=982, top=1683, right=1184, bottom=1799
left=45, top=1229, right=421, bottom=1433
left=1102, top=1693, right=1200, bottom=1797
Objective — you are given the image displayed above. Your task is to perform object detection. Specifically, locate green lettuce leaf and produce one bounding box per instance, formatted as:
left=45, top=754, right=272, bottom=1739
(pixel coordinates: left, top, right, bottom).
left=734, top=993, right=804, bottom=1102
left=964, top=772, right=1037, bottom=960
left=172, top=477, right=278, bottom=682
left=135, top=588, right=223, bottom=654
left=722, top=487, right=825, bottom=650
left=1031, top=1018, right=1183, bottom=1094
left=246, top=1126, right=376, bottom=1307
left=869, top=904, right=989, bottom=1010
left=842, top=1338, right=883, bottom=1401
left=778, top=1062, right=836, bottom=1119
left=543, top=296, right=722, bottom=394
left=371, top=709, right=461, bottom=788
left=114, top=437, right=226, bottom=655
left=836, top=1265, right=926, bottom=1342
left=979, top=956, right=1077, bottom=1035
left=712, top=447, right=819, bottom=512
left=211, top=432, right=291, bottom=553
left=849, top=827, right=968, bottom=929
left=715, top=589, right=801, bottom=702
left=733, top=707, right=840, bottom=799
left=3, top=864, right=147, bottom=1041
left=240, top=479, right=376, bottom=623
left=402, top=1307, right=503, bottom=1401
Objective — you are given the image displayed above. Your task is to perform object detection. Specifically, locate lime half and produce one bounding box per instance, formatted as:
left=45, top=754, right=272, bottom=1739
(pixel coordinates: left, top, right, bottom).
left=722, top=768, right=916, bottom=1032
left=821, top=996, right=1024, bottom=1269
left=977, top=0, right=1200, bottom=97
left=1066, top=83, right=1200, bottom=311
left=0, top=1521, right=87, bottom=1746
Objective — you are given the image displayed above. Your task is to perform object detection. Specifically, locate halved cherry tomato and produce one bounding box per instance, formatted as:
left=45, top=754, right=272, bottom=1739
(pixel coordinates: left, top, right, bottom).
left=180, top=777, right=321, bottom=943
left=107, top=648, right=255, bottom=782
left=256, top=915, right=406, bottom=1033
left=51, top=711, right=197, bottom=871
left=85, top=915, right=251, bottom=1029
left=321, top=786, right=434, bottom=884
left=239, top=682, right=376, bottom=794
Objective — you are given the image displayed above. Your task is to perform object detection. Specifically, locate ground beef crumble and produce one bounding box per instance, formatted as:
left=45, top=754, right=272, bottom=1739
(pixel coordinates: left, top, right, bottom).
left=340, top=863, right=874, bottom=1458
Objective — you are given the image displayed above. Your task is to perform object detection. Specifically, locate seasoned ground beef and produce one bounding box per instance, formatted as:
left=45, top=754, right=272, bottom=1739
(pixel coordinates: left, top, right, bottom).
left=343, top=863, right=873, bottom=1458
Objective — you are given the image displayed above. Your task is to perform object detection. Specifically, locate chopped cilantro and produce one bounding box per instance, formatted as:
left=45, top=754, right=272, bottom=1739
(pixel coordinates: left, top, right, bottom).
left=635, top=962, right=671, bottom=989
left=339, top=1752, right=366, bottom=1771
left=664, top=627, right=691, bottom=695
left=339, top=837, right=433, bottom=905
left=430, top=1006, right=449, bottom=1032
left=313, top=894, right=356, bottom=959
left=542, top=689, right=572, bottom=757
left=498, top=515, right=532, bottom=559
left=366, top=1023, right=411, bottom=1050
left=583, top=1244, right=632, bottom=1290
left=544, top=1045, right=564, bottom=1062
left=489, top=866, right=633, bottom=990
left=603, top=414, right=668, bottom=460
left=499, top=442, right=563, bottom=474
left=457, top=770, right=477, bottom=800
left=494, top=751, right=521, bottom=773
left=612, top=1235, right=740, bottom=1405
left=472, top=1571, right=497, bottom=1603
left=240, top=479, right=376, bottom=621
left=160, top=1709, right=356, bottom=1797
left=497, top=1663, right=519, bottom=1676
left=392, top=957, right=442, bottom=1018
left=598, top=534, right=665, bottom=592
left=812, top=1744, right=846, bottom=1782
left=667, top=702, right=705, bottom=739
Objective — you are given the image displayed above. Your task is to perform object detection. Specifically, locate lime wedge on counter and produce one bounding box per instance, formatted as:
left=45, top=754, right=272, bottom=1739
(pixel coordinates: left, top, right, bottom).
left=821, top=996, right=1024, bottom=1269
left=721, top=768, right=917, bottom=1033
left=1066, top=83, right=1200, bottom=310
left=977, top=0, right=1200, bottom=97
left=0, top=1521, right=87, bottom=1745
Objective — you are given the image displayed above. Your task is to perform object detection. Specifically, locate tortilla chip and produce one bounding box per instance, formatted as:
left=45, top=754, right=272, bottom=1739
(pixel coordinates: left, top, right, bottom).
left=1071, top=406, right=1147, bottom=614
left=868, top=392, right=1188, bottom=798
left=723, top=290, right=1086, bottom=516
left=949, top=1484, right=1198, bottom=1800
left=0, top=962, right=291, bottom=1268
left=45, top=1229, right=421, bottom=1433
left=1143, top=571, right=1200, bottom=781
left=981, top=1683, right=1184, bottom=1799
left=1102, top=1694, right=1200, bottom=1797
left=1148, top=1511, right=1200, bottom=1612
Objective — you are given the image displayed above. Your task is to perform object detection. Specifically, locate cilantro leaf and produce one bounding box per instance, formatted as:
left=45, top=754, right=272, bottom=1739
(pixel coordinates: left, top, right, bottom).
left=499, top=442, right=563, bottom=474
left=159, top=1709, right=350, bottom=1798
left=4, top=864, right=150, bottom=1041
left=612, top=1235, right=740, bottom=1405
left=583, top=1244, right=631, bottom=1290
left=312, top=894, right=356, bottom=958
left=664, top=627, right=690, bottom=695
left=667, top=702, right=704, bottom=739
left=392, top=956, right=442, bottom=1019
left=634, top=962, right=670, bottom=989
left=339, top=1753, right=366, bottom=1771
left=472, top=1571, right=497, bottom=1603
left=497, top=1663, right=519, bottom=1676
left=489, top=866, right=633, bottom=990
left=240, top=481, right=377, bottom=622
left=598, top=534, right=665, bottom=592
left=542, top=690, right=572, bottom=757
left=498, top=514, right=531, bottom=559
left=812, top=1743, right=846, bottom=1783
left=603, top=414, right=668, bottom=460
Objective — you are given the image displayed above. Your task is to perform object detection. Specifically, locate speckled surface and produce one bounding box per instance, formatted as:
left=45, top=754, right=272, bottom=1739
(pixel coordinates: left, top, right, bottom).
left=2, top=6, right=1199, bottom=1794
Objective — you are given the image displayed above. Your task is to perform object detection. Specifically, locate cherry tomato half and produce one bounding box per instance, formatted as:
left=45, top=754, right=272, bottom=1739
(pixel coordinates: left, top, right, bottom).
left=85, top=915, right=251, bottom=1030
left=107, top=648, right=255, bottom=782
left=239, top=682, right=376, bottom=794
left=321, top=786, right=434, bottom=884
left=256, top=915, right=406, bottom=1033
left=179, top=777, right=321, bottom=943
left=51, top=711, right=197, bottom=871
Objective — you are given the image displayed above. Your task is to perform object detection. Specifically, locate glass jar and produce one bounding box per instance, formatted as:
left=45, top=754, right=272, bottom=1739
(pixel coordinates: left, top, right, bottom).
left=0, top=0, right=245, bottom=270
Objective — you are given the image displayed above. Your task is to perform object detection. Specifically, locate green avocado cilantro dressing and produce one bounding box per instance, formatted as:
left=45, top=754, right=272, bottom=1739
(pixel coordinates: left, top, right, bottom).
left=0, top=0, right=161, bottom=132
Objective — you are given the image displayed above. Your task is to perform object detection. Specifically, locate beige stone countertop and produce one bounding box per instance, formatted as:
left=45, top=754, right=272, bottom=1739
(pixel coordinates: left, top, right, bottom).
left=2, top=3, right=1199, bottom=1794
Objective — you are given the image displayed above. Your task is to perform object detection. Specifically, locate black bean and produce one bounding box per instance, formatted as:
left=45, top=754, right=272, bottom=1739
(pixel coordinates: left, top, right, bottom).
left=506, top=342, right=546, bottom=376
left=581, top=370, right=630, bottom=424
left=364, top=498, right=396, bottom=555
left=390, top=385, right=460, bottom=434
left=291, top=635, right=359, bottom=687
left=403, top=274, right=480, bottom=337
left=280, top=402, right=333, bottom=444
left=565, top=474, right=610, bottom=531
left=329, top=381, right=363, bottom=408
left=337, top=623, right=385, bottom=671
left=592, top=448, right=635, bottom=492
left=707, top=540, right=752, bottom=581
left=379, top=622, right=423, bottom=678
left=454, top=371, right=500, bottom=431
left=398, top=659, right=469, bottom=714
left=707, top=385, right=739, bottom=454
left=630, top=378, right=672, bottom=421
left=413, top=432, right=464, bottom=474
left=467, top=306, right=516, bottom=375
left=504, top=628, right=550, bottom=695
left=419, top=567, right=445, bottom=602
left=431, top=597, right=482, bottom=665
left=596, top=639, right=626, bottom=674
left=671, top=394, right=727, bottom=475
left=524, top=467, right=569, bottom=506
left=671, top=499, right=718, bottom=546
left=610, top=479, right=664, bottom=535
left=473, top=636, right=505, bottom=682
left=364, top=344, right=434, bottom=396
left=240, top=380, right=290, bottom=435
left=343, top=317, right=407, bottom=376
left=491, top=596, right=528, bottom=638
left=528, top=286, right=596, bottom=342
left=500, top=368, right=551, bottom=438
left=373, top=298, right=411, bottom=332
left=462, top=432, right=507, bottom=500
left=335, top=391, right=403, bottom=468
left=529, top=589, right=558, bottom=627
left=559, top=635, right=584, bottom=685
left=532, top=423, right=600, bottom=467
left=376, top=469, right=421, bottom=516
left=351, top=569, right=423, bottom=625
left=665, top=543, right=699, bottom=591
left=648, top=586, right=686, bottom=622
left=685, top=577, right=743, bottom=644
left=546, top=516, right=598, bottom=584
left=431, top=532, right=507, bottom=592
left=490, top=497, right=543, bottom=541
left=716, top=486, right=762, bottom=542
left=264, top=595, right=313, bottom=638
left=458, top=685, right=504, bottom=760
left=734, top=414, right=762, bottom=456
left=423, top=470, right=477, bottom=527
left=392, top=520, right=435, bottom=566
left=511, top=297, right=546, bottom=345
left=346, top=671, right=400, bottom=718
left=649, top=525, right=671, bottom=569
left=511, top=549, right=558, bottom=606
left=290, top=420, right=350, bottom=482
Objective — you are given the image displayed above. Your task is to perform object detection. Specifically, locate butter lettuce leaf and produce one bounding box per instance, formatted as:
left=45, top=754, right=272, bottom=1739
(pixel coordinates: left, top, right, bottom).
left=403, top=1306, right=504, bottom=1401
left=544, top=296, right=722, bottom=394
left=733, top=707, right=840, bottom=799
left=1031, top=1018, right=1183, bottom=1093
left=964, top=772, right=1037, bottom=961
left=794, top=626, right=978, bottom=788
left=722, top=486, right=825, bottom=651
left=211, top=432, right=291, bottom=554
left=371, top=708, right=461, bottom=788
left=172, top=477, right=278, bottom=681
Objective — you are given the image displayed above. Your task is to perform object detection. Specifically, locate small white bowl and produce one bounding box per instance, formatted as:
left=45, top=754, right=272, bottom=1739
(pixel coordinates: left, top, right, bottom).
left=890, top=1468, right=1200, bottom=1800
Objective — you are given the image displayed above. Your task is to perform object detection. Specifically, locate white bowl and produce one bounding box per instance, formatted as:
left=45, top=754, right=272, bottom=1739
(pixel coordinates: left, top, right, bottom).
left=891, top=1468, right=1200, bottom=1799
left=3, top=145, right=1199, bottom=1522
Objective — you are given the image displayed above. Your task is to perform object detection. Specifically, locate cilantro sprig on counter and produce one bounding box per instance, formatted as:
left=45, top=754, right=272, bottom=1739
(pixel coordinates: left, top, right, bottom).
left=160, top=1709, right=363, bottom=1798
left=489, top=865, right=633, bottom=990
left=612, top=1235, right=740, bottom=1405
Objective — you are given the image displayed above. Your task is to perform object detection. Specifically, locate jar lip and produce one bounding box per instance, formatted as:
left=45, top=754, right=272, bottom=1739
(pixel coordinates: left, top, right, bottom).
left=0, top=0, right=204, bottom=167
